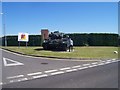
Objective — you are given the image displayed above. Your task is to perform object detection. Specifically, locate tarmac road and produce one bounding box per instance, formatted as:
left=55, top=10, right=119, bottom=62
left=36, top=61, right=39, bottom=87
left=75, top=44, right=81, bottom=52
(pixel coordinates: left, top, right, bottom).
left=0, top=49, right=119, bottom=88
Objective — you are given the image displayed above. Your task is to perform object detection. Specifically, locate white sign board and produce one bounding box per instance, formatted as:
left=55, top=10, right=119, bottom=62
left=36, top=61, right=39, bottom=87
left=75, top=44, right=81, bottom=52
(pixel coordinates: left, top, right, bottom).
left=18, top=33, right=29, bottom=42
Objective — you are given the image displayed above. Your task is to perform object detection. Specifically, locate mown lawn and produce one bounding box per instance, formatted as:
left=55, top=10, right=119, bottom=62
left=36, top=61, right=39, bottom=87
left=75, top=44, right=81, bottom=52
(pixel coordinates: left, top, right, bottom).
left=1, top=46, right=118, bottom=59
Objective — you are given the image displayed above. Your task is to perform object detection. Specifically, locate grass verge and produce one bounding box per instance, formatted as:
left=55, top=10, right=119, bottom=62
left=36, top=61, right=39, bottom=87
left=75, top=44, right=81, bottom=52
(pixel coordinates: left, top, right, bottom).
left=1, top=46, right=118, bottom=59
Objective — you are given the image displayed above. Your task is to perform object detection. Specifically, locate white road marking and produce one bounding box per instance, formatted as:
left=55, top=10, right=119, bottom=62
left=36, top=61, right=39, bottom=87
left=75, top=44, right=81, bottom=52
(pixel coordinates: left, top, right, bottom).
left=44, top=69, right=58, bottom=73
left=27, top=72, right=42, bottom=76
left=72, top=65, right=81, bottom=68
left=107, top=60, right=112, bottom=62
left=60, top=67, right=71, bottom=70
left=7, top=75, right=24, bottom=79
left=112, top=59, right=116, bottom=60
left=4, top=58, right=119, bottom=84
left=91, top=62, right=98, bottom=65
left=50, top=71, right=64, bottom=75
left=82, top=64, right=90, bottom=66
left=9, top=80, right=14, bottom=83
left=91, top=65, right=97, bottom=67
left=79, top=67, right=88, bottom=70
left=111, top=60, right=118, bottom=63
left=66, top=69, right=77, bottom=72
left=33, top=74, right=48, bottom=79
left=105, top=62, right=111, bottom=64
left=0, top=82, right=3, bottom=85
left=98, top=63, right=105, bottom=65
left=17, top=78, right=28, bottom=82
left=100, top=61, right=106, bottom=63
left=3, top=57, right=24, bottom=67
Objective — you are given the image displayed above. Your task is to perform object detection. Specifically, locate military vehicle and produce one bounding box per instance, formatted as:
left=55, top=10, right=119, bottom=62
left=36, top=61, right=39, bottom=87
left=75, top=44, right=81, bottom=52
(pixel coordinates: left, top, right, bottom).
left=42, top=31, right=69, bottom=51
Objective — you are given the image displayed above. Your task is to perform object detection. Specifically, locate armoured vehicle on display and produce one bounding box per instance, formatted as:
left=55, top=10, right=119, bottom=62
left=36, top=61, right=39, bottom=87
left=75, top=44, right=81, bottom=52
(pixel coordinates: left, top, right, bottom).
left=42, top=31, right=69, bottom=51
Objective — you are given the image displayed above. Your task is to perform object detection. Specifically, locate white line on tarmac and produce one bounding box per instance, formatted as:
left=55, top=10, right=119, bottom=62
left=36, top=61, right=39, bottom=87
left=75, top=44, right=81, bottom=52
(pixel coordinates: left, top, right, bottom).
left=100, top=61, right=106, bottom=63
left=91, top=65, right=97, bottom=67
left=9, top=80, right=17, bottom=83
left=111, top=60, right=119, bottom=63
left=98, top=63, right=105, bottom=66
left=78, top=67, right=88, bottom=70
left=112, top=59, right=116, bottom=60
left=105, top=62, right=111, bottom=64
left=3, top=57, right=24, bottom=67
left=44, top=69, right=58, bottom=73
left=60, top=67, right=71, bottom=70
left=7, top=75, right=24, bottom=79
left=0, top=82, right=3, bottom=85
left=72, top=65, right=81, bottom=68
left=33, top=74, right=48, bottom=79
left=17, top=78, right=28, bottom=82
left=66, top=69, right=78, bottom=72
left=82, top=64, right=90, bottom=66
left=27, top=72, right=42, bottom=76
left=107, top=60, right=112, bottom=62
left=91, top=62, right=98, bottom=65
left=50, top=71, right=64, bottom=75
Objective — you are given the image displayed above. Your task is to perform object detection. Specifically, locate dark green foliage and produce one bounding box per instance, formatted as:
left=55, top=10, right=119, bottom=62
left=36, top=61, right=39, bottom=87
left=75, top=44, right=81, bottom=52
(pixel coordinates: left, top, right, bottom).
left=2, top=35, right=41, bottom=46
left=1, top=33, right=119, bottom=46
left=67, top=33, right=118, bottom=46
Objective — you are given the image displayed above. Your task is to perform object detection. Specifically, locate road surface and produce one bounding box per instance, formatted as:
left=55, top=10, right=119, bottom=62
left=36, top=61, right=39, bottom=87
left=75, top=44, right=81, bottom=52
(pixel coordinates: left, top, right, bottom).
left=0, top=49, right=119, bottom=88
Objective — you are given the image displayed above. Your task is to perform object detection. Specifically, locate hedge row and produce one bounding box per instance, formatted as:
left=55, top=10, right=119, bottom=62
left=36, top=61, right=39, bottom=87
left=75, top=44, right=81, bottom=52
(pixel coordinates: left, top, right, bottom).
left=67, top=33, right=118, bottom=46
left=1, top=33, right=119, bottom=46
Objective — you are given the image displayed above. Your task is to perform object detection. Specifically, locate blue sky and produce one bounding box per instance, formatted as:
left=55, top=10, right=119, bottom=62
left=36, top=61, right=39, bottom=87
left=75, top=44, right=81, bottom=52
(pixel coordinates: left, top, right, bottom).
left=2, top=2, right=118, bottom=35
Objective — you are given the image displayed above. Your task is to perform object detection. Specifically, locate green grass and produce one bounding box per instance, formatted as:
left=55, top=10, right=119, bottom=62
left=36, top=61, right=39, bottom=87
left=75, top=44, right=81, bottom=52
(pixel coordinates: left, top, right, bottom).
left=1, top=46, right=118, bottom=59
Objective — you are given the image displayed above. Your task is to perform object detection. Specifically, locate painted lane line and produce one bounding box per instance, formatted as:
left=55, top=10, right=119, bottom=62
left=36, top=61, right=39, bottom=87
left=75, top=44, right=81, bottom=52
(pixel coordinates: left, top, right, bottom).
left=9, top=80, right=17, bottom=83
left=27, top=72, right=42, bottom=76
left=91, top=62, right=98, bottom=65
left=33, top=74, right=48, bottom=79
left=78, top=67, right=88, bottom=70
left=17, top=78, right=28, bottom=82
left=88, top=65, right=95, bottom=68
left=9, top=78, right=28, bottom=83
left=104, top=62, right=111, bottom=64
left=72, top=65, right=81, bottom=68
left=50, top=71, right=64, bottom=75
left=82, top=64, right=90, bottom=66
left=100, top=61, right=106, bottom=63
left=112, top=59, right=116, bottom=60
left=66, top=69, right=78, bottom=72
left=91, top=65, right=97, bottom=67
left=60, top=67, right=71, bottom=70
left=98, top=63, right=105, bottom=66
left=111, top=60, right=118, bottom=63
left=7, top=75, right=24, bottom=79
left=0, top=82, right=3, bottom=85
left=111, top=60, right=120, bottom=62
left=107, top=60, right=112, bottom=62
left=44, top=69, right=58, bottom=73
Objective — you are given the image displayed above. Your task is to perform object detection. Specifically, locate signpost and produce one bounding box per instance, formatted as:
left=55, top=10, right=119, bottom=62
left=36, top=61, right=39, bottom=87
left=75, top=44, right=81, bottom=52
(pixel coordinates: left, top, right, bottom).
left=18, top=33, right=29, bottom=47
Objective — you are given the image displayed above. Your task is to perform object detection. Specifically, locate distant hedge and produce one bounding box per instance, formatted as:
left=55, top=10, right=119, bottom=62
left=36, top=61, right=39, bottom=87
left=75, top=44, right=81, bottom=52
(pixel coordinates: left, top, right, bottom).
left=2, top=35, right=41, bottom=46
left=1, top=33, right=119, bottom=46
left=68, top=33, right=118, bottom=46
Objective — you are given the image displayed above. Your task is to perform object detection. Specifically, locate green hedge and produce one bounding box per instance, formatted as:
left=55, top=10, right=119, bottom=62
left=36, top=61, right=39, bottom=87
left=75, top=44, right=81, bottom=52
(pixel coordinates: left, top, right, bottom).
left=2, top=35, right=41, bottom=46
left=2, top=33, right=119, bottom=46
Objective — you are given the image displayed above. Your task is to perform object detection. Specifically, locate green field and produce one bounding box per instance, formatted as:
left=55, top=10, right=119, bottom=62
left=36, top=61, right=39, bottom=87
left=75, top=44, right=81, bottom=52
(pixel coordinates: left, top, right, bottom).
left=1, top=46, right=118, bottom=59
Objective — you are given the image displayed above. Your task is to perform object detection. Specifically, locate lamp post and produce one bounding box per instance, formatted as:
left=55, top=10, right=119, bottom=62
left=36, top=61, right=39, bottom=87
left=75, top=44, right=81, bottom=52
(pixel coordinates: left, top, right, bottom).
left=1, top=12, right=7, bottom=46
